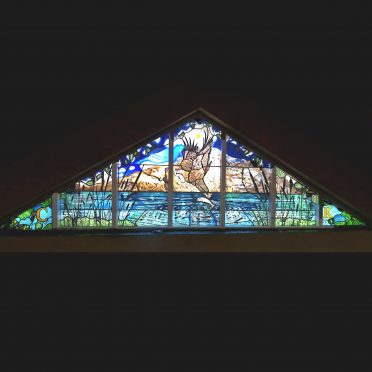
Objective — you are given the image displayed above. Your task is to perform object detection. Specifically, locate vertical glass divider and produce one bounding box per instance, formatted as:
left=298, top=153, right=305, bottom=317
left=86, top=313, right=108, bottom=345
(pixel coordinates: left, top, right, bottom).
left=269, top=166, right=277, bottom=227
left=168, top=131, right=174, bottom=227
left=317, top=196, right=322, bottom=227
left=52, top=192, right=59, bottom=229
left=220, top=130, right=226, bottom=228
left=112, top=162, right=118, bottom=228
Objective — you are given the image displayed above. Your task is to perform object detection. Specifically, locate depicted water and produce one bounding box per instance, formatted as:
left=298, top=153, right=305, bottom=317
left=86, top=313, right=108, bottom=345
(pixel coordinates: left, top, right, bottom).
left=172, top=192, right=220, bottom=227
left=117, top=192, right=272, bottom=228
left=118, top=192, right=221, bottom=227
left=225, top=193, right=270, bottom=227
left=58, top=191, right=274, bottom=228
left=118, top=192, right=168, bottom=227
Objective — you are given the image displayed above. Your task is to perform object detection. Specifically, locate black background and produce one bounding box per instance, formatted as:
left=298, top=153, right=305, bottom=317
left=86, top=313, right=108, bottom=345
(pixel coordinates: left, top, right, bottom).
left=2, top=253, right=372, bottom=370
left=1, top=14, right=372, bottom=172
left=1, top=10, right=372, bottom=370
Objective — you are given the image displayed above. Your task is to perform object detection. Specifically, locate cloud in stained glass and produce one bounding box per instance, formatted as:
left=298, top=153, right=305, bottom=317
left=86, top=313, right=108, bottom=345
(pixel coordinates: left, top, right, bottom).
left=118, top=135, right=172, bottom=192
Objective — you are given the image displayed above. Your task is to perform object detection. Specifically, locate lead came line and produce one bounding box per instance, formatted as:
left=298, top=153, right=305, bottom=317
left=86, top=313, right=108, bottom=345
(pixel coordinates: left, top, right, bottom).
left=270, top=166, right=276, bottom=227
left=112, top=162, right=118, bottom=228
left=168, top=131, right=174, bottom=227
left=220, top=130, right=226, bottom=228
left=317, top=195, right=322, bottom=227
left=52, top=193, right=59, bottom=229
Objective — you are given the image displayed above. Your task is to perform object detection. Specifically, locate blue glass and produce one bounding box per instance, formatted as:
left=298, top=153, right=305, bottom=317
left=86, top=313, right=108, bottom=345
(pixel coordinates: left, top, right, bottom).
left=174, top=120, right=221, bottom=166
left=226, top=135, right=272, bottom=168
left=118, top=134, right=170, bottom=168
left=118, top=135, right=170, bottom=192
left=173, top=192, right=220, bottom=227
left=5, top=199, right=52, bottom=230
left=118, top=192, right=168, bottom=227
left=225, top=193, right=270, bottom=227
left=322, top=204, right=364, bottom=226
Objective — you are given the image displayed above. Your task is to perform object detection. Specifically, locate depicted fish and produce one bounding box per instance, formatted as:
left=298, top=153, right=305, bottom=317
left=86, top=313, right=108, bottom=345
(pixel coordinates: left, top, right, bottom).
left=196, top=196, right=215, bottom=207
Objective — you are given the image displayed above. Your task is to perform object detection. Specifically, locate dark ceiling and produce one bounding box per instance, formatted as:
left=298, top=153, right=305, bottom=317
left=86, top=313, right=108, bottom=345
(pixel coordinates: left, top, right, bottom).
left=1, top=14, right=371, bottom=219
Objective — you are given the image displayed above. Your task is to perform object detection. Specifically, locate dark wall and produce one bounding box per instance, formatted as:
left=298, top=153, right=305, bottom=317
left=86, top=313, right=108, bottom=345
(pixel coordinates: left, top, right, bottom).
left=1, top=16, right=372, bottom=220
left=2, top=252, right=372, bottom=369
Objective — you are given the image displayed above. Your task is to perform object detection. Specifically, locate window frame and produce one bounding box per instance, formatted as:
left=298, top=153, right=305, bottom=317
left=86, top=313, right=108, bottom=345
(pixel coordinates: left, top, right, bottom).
left=0, top=108, right=368, bottom=230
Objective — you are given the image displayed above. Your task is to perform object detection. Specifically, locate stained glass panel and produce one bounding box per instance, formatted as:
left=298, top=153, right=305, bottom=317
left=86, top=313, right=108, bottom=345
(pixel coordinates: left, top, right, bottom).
left=226, top=135, right=272, bottom=168
left=225, top=135, right=271, bottom=226
left=76, top=166, right=113, bottom=191
left=226, top=193, right=270, bottom=227
left=173, top=120, right=221, bottom=193
left=118, top=165, right=168, bottom=192
left=118, top=135, right=169, bottom=192
left=117, top=192, right=168, bottom=227
left=1, top=199, right=52, bottom=230
left=275, top=168, right=318, bottom=226
left=276, top=194, right=318, bottom=226
left=59, top=192, right=112, bottom=227
left=226, top=167, right=271, bottom=193
left=322, top=203, right=365, bottom=226
left=59, top=165, right=113, bottom=228
left=173, top=192, right=220, bottom=227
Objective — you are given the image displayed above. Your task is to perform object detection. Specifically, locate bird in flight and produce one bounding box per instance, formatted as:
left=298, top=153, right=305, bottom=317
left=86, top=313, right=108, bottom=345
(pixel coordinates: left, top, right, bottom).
left=179, top=130, right=213, bottom=198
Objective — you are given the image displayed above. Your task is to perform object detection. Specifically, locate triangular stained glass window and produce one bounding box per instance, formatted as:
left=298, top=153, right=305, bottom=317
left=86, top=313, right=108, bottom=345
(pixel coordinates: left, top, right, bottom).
left=0, top=113, right=366, bottom=231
